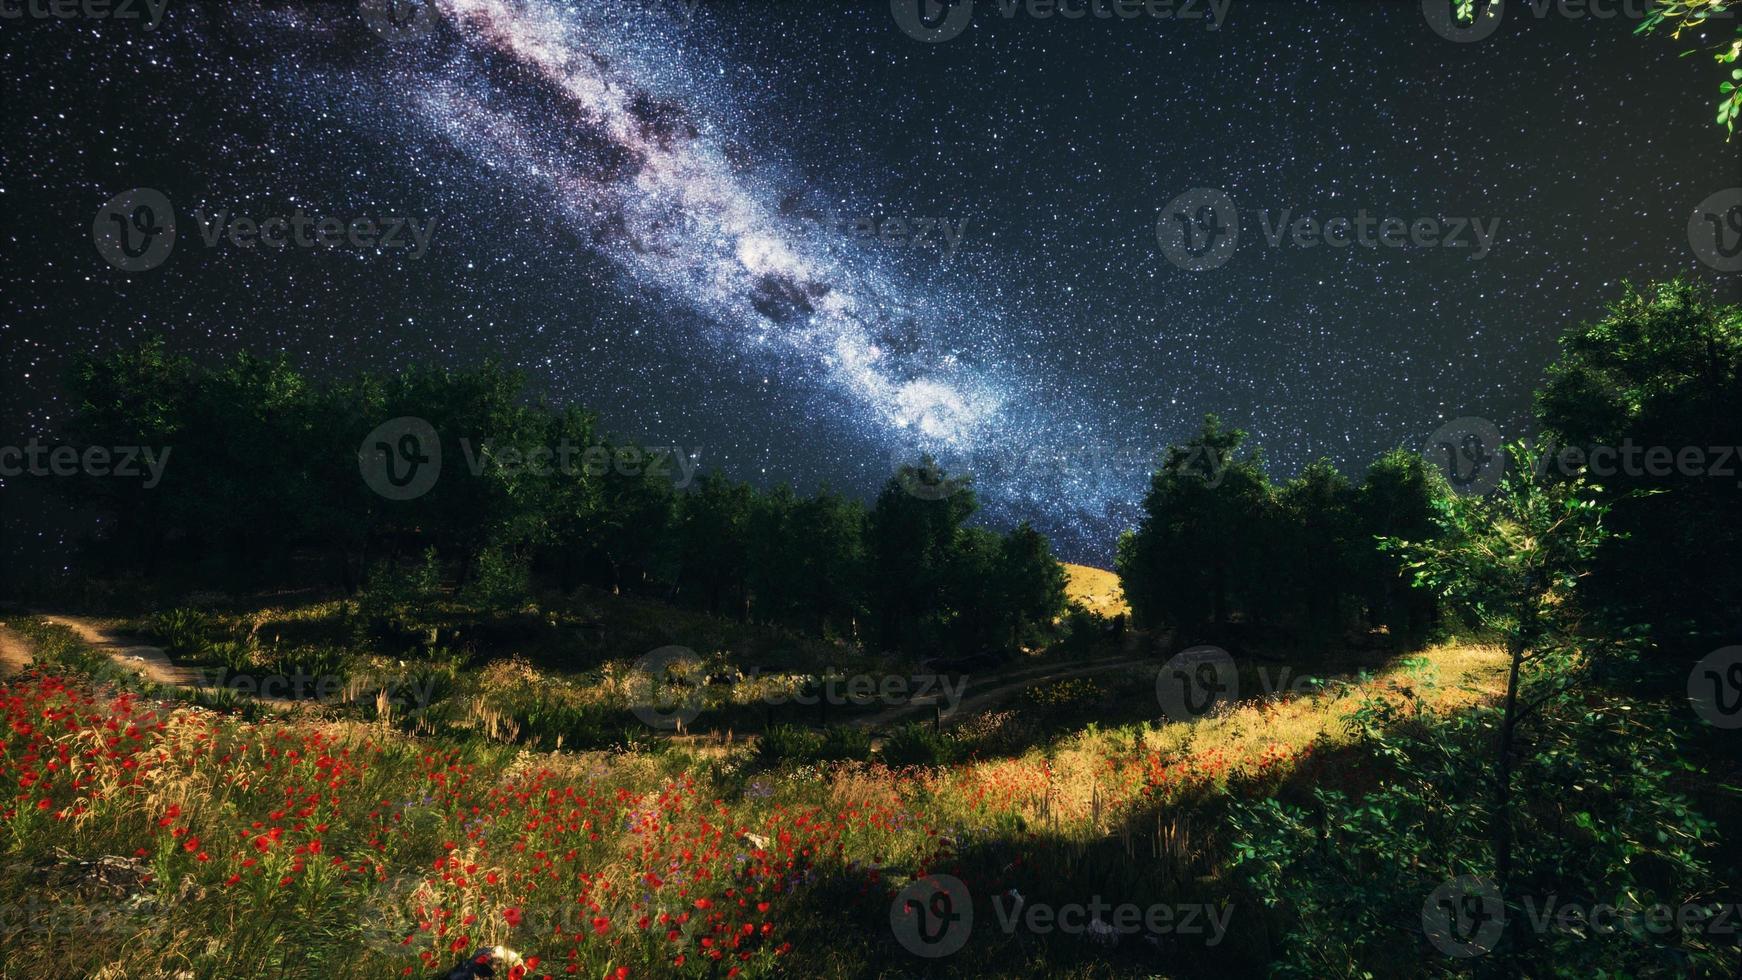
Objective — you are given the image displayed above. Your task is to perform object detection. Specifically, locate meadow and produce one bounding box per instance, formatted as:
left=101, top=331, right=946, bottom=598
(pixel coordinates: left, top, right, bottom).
left=0, top=585, right=1517, bottom=978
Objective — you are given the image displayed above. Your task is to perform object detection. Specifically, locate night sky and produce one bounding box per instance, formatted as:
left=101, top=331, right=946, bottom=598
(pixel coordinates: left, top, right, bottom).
left=4, top=0, right=1739, bottom=564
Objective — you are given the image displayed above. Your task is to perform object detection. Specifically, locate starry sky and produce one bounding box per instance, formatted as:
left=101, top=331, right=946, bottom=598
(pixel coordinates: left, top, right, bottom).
left=4, top=0, right=1739, bottom=564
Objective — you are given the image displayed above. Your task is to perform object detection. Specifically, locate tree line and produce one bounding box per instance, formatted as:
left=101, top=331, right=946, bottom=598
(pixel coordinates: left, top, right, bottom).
left=1117, top=280, right=1742, bottom=661
left=46, top=339, right=1067, bottom=659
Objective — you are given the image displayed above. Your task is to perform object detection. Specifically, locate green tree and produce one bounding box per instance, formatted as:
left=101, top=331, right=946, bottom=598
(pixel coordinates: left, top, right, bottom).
left=1380, top=443, right=1617, bottom=898
left=674, top=470, right=753, bottom=617
left=1354, top=449, right=1447, bottom=650
left=1275, top=458, right=1358, bottom=647
left=1536, top=279, right=1742, bottom=655
left=1117, top=415, right=1274, bottom=639
left=866, top=457, right=977, bottom=655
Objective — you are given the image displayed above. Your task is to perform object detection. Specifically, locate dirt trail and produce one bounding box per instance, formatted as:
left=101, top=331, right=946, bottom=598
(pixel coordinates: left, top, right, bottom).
left=31, top=614, right=296, bottom=710
left=850, top=654, right=1155, bottom=731
left=0, top=624, right=33, bottom=677
left=38, top=615, right=211, bottom=688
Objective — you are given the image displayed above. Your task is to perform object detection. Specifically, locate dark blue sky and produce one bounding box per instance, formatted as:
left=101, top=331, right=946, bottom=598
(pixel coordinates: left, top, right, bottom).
left=4, top=0, right=1739, bottom=564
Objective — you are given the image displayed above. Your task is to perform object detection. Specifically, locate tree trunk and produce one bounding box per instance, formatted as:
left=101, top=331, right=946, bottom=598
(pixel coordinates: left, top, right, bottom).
left=1493, top=632, right=1526, bottom=899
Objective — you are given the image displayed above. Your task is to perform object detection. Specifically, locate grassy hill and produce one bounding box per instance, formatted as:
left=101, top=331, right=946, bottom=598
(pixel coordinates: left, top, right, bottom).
left=1063, top=563, right=1129, bottom=619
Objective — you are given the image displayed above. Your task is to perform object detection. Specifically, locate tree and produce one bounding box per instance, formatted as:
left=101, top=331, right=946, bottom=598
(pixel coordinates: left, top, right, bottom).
left=1354, top=449, right=1447, bottom=650
left=1535, top=279, right=1742, bottom=655
left=1116, top=415, right=1273, bottom=639
left=62, top=336, right=194, bottom=575
left=1634, top=0, right=1742, bottom=135
left=1380, top=443, right=1617, bottom=900
left=1275, top=459, right=1358, bottom=647
left=674, top=470, right=752, bottom=617
left=865, top=457, right=977, bottom=654
left=994, top=522, right=1068, bottom=650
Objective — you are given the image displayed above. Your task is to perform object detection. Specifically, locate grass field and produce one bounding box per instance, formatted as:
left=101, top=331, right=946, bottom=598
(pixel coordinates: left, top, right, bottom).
left=0, top=603, right=1509, bottom=978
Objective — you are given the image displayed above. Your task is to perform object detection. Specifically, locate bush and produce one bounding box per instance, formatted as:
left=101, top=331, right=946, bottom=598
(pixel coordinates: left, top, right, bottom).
left=207, top=639, right=254, bottom=675
left=268, top=646, right=353, bottom=696
left=1226, top=690, right=1723, bottom=977
left=148, top=607, right=215, bottom=658
left=461, top=544, right=533, bottom=614
left=879, top=722, right=955, bottom=767
left=814, top=726, right=872, bottom=762
left=758, top=724, right=825, bottom=763
left=355, top=549, right=444, bottom=645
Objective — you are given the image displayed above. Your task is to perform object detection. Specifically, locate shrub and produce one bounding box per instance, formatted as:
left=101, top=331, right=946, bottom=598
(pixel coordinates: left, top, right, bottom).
left=268, top=646, right=352, bottom=696
left=206, top=639, right=254, bottom=675
left=758, top=724, right=825, bottom=763
left=880, top=722, right=955, bottom=766
left=814, top=726, right=872, bottom=762
left=461, top=544, right=533, bottom=614
left=354, top=549, right=444, bottom=644
left=1226, top=690, right=1723, bottom=976
left=148, top=607, right=215, bottom=658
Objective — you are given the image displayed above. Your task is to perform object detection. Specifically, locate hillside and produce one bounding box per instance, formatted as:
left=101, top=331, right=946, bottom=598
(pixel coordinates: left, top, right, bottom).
left=1063, top=563, right=1130, bottom=619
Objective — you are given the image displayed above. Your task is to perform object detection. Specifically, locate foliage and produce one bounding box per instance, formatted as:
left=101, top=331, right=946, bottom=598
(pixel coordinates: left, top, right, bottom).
left=880, top=721, right=957, bottom=767
left=1535, top=279, right=1742, bottom=655
left=1228, top=688, right=1724, bottom=976
left=146, top=607, right=216, bottom=658
left=757, top=723, right=825, bottom=762
left=1633, top=0, right=1742, bottom=135
left=1117, top=416, right=1448, bottom=649
left=58, top=344, right=1067, bottom=663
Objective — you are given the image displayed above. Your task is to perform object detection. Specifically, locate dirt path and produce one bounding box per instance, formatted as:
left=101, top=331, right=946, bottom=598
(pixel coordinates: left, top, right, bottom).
left=850, top=654, right=1155, bottom=731
left=32, top=614, right=296, bottom=710
left=38, top=614, right=211, bottom=688
left=0, top=624, right=33, bottom=677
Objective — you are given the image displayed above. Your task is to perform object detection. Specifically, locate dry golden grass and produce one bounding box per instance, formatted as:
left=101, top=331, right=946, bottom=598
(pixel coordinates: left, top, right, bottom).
left=920, top=643, right=1509, bottom=840
left=1062, top=563, right=1129, bottom=619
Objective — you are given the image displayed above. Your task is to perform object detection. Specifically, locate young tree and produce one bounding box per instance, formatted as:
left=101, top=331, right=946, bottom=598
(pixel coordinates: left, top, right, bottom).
left=995, top=521, right=1068, bottom=650
left=1380, top=443, right=1617, bottom=899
